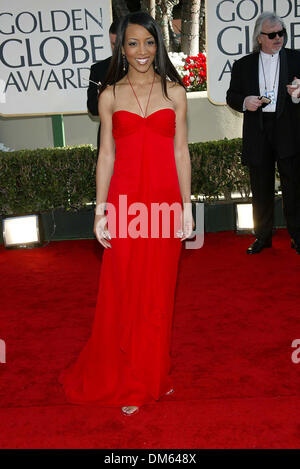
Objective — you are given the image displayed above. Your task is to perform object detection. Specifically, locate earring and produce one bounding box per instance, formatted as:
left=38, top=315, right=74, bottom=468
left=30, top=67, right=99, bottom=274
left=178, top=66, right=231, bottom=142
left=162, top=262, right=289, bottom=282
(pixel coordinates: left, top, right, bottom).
left=122, top=54, right=127, bottom=71
left=154, top=57, right=158, bottom=71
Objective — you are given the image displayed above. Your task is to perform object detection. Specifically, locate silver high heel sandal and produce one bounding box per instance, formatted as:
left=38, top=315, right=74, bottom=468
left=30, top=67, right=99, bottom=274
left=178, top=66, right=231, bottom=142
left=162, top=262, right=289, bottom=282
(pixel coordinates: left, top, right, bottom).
left=121, top=389, right=174, bottom=415
left=121, top=406, right=139, bottom=416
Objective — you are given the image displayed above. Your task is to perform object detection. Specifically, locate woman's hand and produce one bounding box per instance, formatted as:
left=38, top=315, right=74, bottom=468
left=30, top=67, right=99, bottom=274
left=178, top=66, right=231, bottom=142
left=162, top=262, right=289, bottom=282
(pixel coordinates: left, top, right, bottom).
left=94, top=214, right=112, bottom=248
left=177, top=204, right=195, bottom=242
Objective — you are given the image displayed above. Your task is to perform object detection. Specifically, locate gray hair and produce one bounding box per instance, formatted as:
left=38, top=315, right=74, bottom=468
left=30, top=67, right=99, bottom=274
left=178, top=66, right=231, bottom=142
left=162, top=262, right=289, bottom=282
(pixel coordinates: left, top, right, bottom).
left=252, top=11, right=286, bottom=53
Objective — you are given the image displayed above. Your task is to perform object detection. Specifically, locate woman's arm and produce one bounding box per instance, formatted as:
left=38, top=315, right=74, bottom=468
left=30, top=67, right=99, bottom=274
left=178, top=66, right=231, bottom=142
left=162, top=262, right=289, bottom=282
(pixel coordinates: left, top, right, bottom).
left=94, top=86, right=115, bottom=248
left=172, top=84, right=194, bottom=240
left=173, top=84, right=191, bottom=205
left=95, top=87, right=115, bottom=211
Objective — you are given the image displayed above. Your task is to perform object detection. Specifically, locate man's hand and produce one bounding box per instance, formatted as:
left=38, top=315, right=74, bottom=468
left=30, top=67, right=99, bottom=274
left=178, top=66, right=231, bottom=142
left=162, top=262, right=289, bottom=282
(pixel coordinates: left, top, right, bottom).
left=244, top=96, right=263, bottom=112
left=287, top=77, right=300, bottom=99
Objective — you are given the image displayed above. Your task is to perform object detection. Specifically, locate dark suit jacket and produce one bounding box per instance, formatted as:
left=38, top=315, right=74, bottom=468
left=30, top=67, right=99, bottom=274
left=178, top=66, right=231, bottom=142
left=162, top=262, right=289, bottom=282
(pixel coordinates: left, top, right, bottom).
left=226, top=48, right=300, bottom=165
left=87, top=56, right=112, bottom=150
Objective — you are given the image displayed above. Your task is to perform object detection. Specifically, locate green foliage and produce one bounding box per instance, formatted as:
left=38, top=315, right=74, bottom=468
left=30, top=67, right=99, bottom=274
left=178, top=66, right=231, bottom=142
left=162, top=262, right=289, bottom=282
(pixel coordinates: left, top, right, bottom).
left=0, top=145, right=96, bottom=216
left=0, top=139, right=250, bottom=216
left=190, top=138, right=251, bottom=202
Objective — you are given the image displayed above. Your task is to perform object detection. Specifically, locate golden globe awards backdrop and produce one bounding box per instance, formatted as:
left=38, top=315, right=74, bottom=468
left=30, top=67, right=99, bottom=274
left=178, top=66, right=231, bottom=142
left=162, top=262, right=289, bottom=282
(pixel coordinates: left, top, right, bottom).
left=206, top=0, right=300, bottom=104
left=0, top=0, right=112, bottom=116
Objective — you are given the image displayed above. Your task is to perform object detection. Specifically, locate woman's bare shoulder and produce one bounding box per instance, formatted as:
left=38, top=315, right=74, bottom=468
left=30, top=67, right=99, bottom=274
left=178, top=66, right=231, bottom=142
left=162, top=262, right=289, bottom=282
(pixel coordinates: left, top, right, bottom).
left=110, top=77, right=130, bottom=99
left=98, top=85, right=115, bottom=115
left=167, top=81, right=186, bottom=105
left=114, top=76, right=129, bottom=89
left=167, top=80, right=186, bottom=94
left=99, top=85, right=114, bottom=100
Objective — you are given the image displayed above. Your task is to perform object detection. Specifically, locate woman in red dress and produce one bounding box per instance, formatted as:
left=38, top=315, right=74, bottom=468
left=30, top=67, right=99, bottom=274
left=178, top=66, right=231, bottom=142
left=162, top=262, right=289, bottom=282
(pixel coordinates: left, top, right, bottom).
left=60, top=11, right=194, bottom=416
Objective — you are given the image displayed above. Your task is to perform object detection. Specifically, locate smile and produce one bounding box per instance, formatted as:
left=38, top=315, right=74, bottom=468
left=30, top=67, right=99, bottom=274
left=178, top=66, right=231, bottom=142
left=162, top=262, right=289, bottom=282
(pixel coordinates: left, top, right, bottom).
left=136, top=58, right=149, bottom=65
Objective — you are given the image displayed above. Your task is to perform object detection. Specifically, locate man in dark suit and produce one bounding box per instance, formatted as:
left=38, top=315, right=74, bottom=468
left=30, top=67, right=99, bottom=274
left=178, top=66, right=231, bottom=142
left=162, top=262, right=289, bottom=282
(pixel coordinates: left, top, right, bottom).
left=227, top=12, right=300, bottom=254
left=87, top=20, right=119, bottom=151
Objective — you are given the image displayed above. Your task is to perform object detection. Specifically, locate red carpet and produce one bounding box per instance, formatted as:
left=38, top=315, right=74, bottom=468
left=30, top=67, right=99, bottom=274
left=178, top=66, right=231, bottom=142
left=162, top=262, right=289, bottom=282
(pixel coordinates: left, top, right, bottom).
left=0, top=230, right=300, bottom=448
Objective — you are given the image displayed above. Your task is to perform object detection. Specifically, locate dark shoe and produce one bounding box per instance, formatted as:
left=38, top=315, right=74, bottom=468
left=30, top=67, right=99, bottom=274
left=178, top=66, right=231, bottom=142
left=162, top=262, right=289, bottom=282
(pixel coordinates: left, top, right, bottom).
left=246, top=238, right=272, bottom=254
left=291, top=239, right=300, bottom=254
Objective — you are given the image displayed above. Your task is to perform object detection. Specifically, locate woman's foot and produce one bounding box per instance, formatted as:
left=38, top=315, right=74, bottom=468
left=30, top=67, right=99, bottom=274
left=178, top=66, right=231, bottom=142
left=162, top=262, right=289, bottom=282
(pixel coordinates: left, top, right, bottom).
left=121, top=406, right=139, bottom=416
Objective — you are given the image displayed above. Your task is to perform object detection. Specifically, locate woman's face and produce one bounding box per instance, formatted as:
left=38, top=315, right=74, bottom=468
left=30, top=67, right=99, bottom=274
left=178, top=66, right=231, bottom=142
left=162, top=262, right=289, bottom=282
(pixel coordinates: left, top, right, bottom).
left=122, top=23, right=157, bottom=73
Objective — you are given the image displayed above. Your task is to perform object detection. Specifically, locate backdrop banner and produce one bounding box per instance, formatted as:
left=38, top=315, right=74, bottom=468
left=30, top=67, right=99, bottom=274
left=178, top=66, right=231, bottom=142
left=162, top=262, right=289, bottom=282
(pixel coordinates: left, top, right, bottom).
left=206, top=0, right=300, bottom=105
left=0, top=0, right=112, bottom=116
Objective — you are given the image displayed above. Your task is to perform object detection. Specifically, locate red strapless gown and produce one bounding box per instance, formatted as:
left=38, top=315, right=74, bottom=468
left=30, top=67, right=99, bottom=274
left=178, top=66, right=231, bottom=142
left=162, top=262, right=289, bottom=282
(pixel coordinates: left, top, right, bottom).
left=59, top=109, right=182, bottom=406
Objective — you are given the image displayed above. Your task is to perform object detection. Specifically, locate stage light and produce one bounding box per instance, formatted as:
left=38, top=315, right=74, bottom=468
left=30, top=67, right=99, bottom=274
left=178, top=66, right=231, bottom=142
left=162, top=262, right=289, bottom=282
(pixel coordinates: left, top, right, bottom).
left=2, top=214, right=43, bottom=249
left=235, top=203, right=254, bottom=233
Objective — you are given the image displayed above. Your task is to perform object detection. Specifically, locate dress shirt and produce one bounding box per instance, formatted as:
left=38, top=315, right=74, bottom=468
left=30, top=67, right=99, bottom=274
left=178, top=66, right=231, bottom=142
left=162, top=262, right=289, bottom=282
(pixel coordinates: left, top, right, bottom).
left=259, top=50, right=280, bottom=112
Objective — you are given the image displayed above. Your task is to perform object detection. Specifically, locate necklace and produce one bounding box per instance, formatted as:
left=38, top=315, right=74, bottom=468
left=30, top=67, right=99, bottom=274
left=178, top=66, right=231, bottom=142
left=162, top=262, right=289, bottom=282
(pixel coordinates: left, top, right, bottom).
left=127, top=72, right=156, bottom=118
left=259, top=52, right=280, bottom=95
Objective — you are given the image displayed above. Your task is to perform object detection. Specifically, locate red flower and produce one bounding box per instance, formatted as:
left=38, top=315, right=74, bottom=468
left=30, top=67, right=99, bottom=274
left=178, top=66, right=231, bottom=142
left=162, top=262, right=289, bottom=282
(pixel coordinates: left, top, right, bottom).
left=182, top=52, right=207, bottom=91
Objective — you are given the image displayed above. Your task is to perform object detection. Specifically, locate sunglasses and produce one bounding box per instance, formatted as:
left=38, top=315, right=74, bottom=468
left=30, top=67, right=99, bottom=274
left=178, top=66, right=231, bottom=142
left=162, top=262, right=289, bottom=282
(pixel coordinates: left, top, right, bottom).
left=260, top=29, right=286, bottom=40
